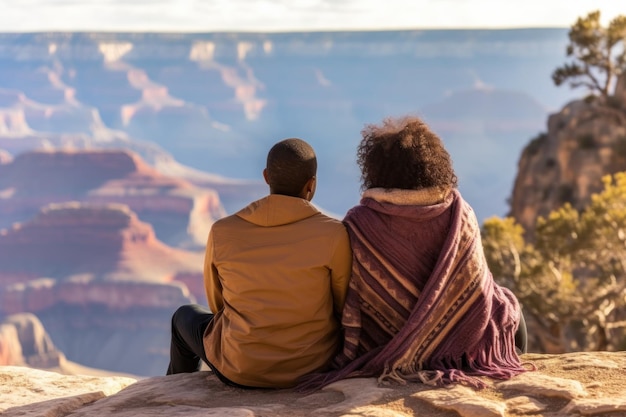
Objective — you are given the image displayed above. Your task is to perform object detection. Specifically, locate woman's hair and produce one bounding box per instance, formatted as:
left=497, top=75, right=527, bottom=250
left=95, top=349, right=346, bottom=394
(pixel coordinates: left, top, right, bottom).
left=357, top=116, right=458, bottom=191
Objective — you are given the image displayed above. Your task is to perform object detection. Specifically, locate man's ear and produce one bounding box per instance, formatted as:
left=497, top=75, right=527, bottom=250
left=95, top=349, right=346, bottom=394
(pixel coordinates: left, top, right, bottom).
left=304, top=176, right=317, bottom=201
left=262, top=168, right=270, bottom=185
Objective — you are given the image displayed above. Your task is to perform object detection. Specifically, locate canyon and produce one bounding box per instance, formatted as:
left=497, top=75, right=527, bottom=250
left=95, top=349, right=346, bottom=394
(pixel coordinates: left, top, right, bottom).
left=0, top=30, right=577, bottom=219
left=0, top=159, right=210, bottom=375
left=2, top=28, right=620, bottom=379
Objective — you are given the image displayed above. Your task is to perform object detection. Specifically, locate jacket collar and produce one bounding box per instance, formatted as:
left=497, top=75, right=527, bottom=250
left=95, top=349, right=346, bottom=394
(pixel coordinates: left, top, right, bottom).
left=236, top=194, right=320, bottom=227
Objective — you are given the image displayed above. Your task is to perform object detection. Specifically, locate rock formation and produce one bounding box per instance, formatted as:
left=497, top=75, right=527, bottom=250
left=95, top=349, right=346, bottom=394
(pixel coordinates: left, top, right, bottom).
left=0, top=149, right=226, bottom=248
left=0, top=201, right=203, bottom=285
left=0, top=277, right=197, bottom=316
left=0, top=313, right=144, bottom=378
left=0, top=203, right=204, bottom=376
left=509, top=74, right=626, bottom=234
left=2, top=351, right=626, bottom=416
left=0, top=313, right=64, bottom=368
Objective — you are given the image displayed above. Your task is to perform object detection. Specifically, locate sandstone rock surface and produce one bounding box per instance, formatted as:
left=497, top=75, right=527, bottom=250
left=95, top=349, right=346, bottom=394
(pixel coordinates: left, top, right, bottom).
left=0, top=366, right=136, bottom=415
left=2, top=352, right=625, bottom=417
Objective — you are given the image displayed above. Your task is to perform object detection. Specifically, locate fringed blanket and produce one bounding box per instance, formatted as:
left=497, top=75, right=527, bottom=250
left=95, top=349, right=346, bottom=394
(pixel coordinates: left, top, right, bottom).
left=297, top=188, right=527, bottom=391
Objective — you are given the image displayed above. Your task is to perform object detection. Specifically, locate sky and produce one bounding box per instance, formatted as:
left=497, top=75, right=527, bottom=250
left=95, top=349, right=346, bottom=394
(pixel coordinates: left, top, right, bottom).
left=0, top=0, right=623, bottom=33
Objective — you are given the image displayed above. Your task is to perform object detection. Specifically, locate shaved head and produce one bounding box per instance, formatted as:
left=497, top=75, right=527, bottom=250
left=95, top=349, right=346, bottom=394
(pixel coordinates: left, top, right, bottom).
left=265, top=138, right=317, bottom=197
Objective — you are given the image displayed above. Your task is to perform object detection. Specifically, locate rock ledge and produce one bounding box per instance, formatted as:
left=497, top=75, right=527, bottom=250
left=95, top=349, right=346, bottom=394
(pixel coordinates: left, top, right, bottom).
left=2, top=352, right=626, bottom=416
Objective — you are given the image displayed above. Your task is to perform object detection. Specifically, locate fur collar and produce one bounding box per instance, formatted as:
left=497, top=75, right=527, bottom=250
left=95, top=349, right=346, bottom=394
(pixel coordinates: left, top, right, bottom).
left=362, top=187, right=450, bottom=206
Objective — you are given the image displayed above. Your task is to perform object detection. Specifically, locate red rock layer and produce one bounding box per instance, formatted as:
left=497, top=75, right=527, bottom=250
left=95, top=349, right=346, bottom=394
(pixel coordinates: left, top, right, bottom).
left=0, top=202, right=203, bottom=281
left=0, top=150, right=143, bottom=197
left=0, top=149, right=226, bottom=248
left=0, top=278, right=192, bottom=315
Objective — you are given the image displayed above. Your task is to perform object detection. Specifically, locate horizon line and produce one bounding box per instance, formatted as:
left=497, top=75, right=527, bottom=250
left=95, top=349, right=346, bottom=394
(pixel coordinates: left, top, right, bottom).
left=0, top=26, right=569, bottom=35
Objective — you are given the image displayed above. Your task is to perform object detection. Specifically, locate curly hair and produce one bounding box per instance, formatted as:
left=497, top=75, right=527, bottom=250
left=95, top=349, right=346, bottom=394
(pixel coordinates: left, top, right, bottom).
left=357, top=116, right=457, bottom=191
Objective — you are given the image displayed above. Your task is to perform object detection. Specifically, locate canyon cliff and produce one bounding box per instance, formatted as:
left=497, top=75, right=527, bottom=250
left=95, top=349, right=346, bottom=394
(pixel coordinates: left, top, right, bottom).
left=0, top=149, right=225, bottom=248
left=0, top=85, right=266, bottom=215
left=509, top=74, right=626, bottom=234
left=0, top=202, right=205, bottom=375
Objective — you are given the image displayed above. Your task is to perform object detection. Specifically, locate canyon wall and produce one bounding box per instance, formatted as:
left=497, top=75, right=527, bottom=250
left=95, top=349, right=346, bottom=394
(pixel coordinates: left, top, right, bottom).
left=509, top=74, right=626, bottom=234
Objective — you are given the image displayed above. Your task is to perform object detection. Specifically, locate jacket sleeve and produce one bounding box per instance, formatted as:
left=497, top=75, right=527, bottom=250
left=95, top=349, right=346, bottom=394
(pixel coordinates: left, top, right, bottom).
left=329, top=225, right=352, bottom=316
left=204, top=228, right=223, bottom=313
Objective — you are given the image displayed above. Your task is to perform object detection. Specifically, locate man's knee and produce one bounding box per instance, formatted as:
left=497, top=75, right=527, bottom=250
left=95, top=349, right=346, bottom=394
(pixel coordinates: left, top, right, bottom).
left=171, top=304, right=197, bottom=329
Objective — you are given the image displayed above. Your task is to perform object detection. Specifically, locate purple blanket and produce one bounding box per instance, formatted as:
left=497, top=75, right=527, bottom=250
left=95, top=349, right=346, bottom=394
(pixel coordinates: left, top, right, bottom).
left=299, top=189, right=527, bottom=390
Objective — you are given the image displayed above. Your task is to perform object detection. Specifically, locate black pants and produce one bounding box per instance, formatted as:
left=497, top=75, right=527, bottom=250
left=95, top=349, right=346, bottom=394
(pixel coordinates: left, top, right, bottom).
left=515, top=309, right=528, bottom=354
left=167, top=304, right=529, bottom=383
left=166, top=304, right=252, bottom=388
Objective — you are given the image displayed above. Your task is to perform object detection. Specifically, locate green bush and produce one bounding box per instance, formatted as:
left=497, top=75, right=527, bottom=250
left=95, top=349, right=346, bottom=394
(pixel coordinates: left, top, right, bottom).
left=482, top=173, right=626, bottom=353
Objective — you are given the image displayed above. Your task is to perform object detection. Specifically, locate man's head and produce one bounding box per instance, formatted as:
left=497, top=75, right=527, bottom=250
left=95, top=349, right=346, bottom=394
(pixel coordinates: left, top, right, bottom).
left=263, top=138, right=317, bottom=200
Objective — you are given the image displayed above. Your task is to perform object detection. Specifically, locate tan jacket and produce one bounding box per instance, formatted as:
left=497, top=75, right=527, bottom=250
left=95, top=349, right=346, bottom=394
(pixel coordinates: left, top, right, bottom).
left=203, top=194, right=352, bottom=388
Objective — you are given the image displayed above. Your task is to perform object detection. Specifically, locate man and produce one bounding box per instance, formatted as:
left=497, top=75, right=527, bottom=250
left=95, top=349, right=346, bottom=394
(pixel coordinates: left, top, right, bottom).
left=167, top=138, right=352, bottom=388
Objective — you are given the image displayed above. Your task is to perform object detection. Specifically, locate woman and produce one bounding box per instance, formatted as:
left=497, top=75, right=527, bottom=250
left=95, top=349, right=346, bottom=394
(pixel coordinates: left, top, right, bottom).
left=299, top=115, right=527, bottom=391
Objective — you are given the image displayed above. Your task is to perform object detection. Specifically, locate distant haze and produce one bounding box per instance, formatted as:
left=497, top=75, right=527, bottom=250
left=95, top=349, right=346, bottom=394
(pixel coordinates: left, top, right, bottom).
left=0, top=0, right=622, bottom=32
left=0, top=30, right=580, bottom=221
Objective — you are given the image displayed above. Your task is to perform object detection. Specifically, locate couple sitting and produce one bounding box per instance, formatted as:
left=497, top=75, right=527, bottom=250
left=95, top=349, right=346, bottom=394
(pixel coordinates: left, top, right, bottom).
left=167, top=115, right=528, bottom=390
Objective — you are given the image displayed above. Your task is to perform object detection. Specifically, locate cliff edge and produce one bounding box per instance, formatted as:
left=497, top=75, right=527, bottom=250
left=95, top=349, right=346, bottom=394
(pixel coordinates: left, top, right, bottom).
left=2, top=351, right=626, bottom=416
left=509, top=74, right=626, bottom=235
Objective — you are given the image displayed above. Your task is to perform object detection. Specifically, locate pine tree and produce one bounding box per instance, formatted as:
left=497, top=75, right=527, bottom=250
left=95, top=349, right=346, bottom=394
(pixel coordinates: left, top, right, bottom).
left=552, top=10, right=626, bottom=97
